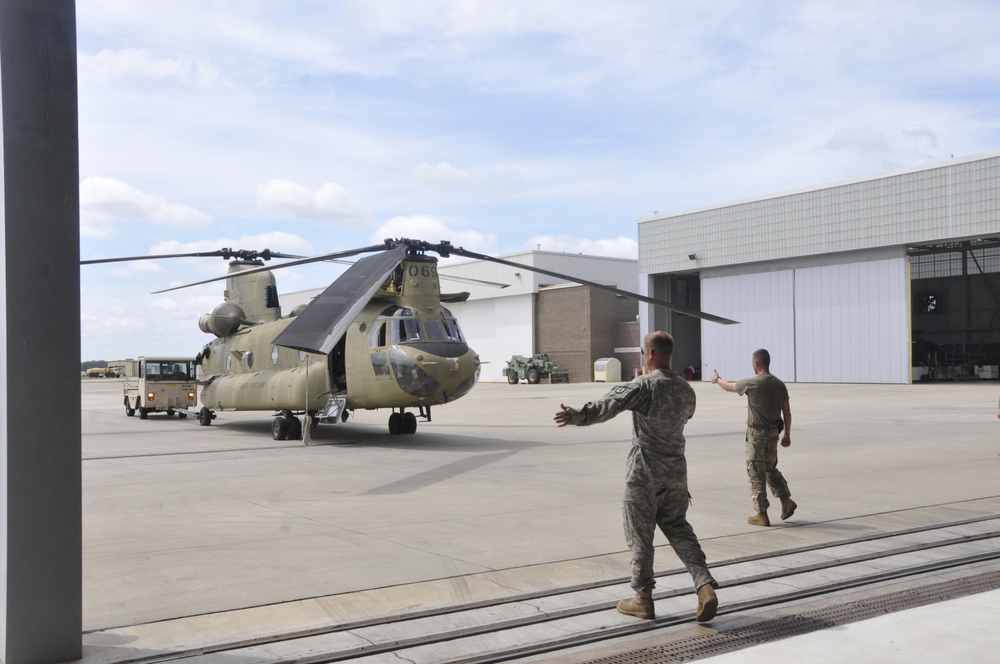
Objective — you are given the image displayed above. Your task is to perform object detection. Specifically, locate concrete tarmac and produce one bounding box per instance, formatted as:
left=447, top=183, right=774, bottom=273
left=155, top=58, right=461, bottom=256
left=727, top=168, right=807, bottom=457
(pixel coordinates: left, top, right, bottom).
left=76, top=376, right=1000, bottom=660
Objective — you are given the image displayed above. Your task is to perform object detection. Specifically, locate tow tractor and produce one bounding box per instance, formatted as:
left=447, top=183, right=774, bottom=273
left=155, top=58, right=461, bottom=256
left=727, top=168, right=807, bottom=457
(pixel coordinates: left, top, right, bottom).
left=123, top=356, right=197, bottom=419
left=504, top=353, right=569, bottom=384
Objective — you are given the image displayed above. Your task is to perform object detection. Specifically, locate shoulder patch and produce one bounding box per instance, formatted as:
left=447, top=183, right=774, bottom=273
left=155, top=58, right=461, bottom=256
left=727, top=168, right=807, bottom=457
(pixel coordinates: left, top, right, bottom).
left=609, top=383, right=639, bottom=400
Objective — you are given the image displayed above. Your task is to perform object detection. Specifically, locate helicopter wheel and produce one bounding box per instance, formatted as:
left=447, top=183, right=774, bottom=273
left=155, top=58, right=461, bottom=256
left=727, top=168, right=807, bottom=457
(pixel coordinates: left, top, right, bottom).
left=125, top=397, right=135, bottom=417
left=139, top=407, right=149, bottom=420
left=199, top=406, right=213, bottom=426
left=507, top=371, right=519, bottom=384
left=388, top=412, right=403, bottom=435
left=402, top=412, right=417, bottom=434
left=272, top=417, right=289, bottom=441
left=287, top=417, right=303, bottom=440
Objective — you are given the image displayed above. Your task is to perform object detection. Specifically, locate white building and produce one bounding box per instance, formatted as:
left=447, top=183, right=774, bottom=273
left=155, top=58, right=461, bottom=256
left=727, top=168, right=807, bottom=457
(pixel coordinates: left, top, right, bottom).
left=638, top=151, right=1000, bottom=384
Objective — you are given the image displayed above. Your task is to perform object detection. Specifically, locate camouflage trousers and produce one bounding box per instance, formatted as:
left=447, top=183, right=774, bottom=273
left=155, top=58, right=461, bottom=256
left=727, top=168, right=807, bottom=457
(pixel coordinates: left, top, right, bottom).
left=746, top=427, right=790, bottom=514
left=623, top=486, right=716, bottom=593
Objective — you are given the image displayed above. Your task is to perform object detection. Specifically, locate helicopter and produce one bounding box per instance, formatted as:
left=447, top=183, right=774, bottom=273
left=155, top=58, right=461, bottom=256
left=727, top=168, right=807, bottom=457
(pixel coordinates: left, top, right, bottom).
left=83, top=239, right=737, bottom=441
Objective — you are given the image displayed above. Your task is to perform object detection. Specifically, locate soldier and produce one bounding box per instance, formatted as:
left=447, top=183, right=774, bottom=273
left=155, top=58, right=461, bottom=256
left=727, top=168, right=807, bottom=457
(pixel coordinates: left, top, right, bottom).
left=711, top=348, right=796, bottom=527
left=554, top=331, right=718, bottom=622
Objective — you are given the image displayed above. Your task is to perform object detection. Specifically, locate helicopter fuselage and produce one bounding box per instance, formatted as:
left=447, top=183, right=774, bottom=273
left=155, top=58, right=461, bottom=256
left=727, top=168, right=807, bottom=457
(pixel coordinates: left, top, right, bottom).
left=197, top=256, right=480, bottom=431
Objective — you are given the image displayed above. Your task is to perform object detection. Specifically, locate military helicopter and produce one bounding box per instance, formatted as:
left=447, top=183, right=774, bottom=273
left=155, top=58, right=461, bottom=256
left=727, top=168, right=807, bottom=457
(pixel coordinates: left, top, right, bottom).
left=83, top=238, right=737, bottom=441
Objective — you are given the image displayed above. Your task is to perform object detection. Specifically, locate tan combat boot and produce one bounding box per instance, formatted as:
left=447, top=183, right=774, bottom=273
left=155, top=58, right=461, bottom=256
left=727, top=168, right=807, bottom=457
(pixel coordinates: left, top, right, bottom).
left=781, top=497, right=798, bottom=521
left=747, top=512, right=770, bottom=526
left=696, top=584, right=718, bottom=622
left=617, top=588, right=654, bottom=619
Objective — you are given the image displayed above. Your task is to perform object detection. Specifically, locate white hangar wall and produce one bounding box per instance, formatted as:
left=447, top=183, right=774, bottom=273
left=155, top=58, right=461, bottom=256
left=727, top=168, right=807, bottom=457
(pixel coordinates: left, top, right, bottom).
left=701, top=250, right=910, bottom=383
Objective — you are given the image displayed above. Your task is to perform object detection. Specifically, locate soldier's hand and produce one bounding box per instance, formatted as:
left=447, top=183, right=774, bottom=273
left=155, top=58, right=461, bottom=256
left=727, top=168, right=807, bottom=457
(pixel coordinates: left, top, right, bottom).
left=554, top=404, right=574, bottom=427
left=781, top=434, right=791, bottom=447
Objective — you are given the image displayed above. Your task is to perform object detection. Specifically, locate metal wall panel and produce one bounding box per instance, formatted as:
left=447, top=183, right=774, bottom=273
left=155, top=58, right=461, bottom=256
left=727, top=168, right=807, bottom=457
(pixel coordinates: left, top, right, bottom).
left=701, top=270, right=796, bottom=383
left=794, top=258, right=910, bottom=383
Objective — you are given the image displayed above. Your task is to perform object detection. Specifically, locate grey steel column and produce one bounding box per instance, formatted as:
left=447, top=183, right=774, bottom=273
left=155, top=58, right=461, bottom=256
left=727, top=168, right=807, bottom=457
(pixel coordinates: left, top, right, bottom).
left=1, top=1, right=83, bottom=662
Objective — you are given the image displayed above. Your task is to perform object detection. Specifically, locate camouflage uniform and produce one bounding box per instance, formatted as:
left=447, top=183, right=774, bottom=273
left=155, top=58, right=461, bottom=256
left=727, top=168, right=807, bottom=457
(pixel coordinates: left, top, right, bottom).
left=569, top=369, right=716, bottom=593
left=735, top=374, right=791, bottom=514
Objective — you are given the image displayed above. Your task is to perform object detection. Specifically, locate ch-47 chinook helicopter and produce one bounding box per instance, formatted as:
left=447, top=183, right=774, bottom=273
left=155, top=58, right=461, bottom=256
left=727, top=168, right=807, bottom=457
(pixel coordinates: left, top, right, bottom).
left=83, top=238, right=737, bottom=441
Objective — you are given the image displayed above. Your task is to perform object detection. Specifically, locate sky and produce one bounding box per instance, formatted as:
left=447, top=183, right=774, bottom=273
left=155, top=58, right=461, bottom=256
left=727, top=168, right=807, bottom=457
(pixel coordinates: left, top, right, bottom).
left=77, top=0, right=1000, bottom=361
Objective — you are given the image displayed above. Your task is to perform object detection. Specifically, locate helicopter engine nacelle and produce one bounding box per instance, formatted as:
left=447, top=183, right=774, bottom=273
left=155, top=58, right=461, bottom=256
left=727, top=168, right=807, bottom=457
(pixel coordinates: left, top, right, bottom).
left=199, top=303, right=246, bottom=337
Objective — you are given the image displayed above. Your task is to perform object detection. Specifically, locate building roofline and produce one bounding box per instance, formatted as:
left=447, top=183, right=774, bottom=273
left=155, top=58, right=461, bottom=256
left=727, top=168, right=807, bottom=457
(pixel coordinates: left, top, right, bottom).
left=638, top=150, right=1000, bottom=223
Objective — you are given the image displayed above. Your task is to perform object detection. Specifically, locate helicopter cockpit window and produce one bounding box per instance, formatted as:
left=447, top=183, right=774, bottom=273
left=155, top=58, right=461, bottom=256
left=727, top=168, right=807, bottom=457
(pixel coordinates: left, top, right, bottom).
left=443, top=314, right=463, bottom=342
left=392, top=317, right=421, bottom=343
left=373, top=305, right=464, bottom=346
left=373, top=306, right=422, bottom=345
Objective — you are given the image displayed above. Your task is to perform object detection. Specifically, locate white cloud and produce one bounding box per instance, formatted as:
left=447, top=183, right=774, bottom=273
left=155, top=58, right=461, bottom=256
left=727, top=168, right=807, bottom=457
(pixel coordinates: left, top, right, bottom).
left=256, top=180, right=372, bottom=224
left=79, top=176, right=213, bottom=237
left=822, top=129, right=891, bottom=156
left=526, top=235, right=637, bottom=259
left=373, top=215, right=498, bottom=253
left=412, top=161, right=479, bottom=187
left=78, top=48, right=222, bottom=89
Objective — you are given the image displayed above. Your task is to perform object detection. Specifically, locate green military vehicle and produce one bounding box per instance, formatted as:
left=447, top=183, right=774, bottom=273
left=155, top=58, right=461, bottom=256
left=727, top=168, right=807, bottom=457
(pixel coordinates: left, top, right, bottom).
left=504, top=353, right=569, bottom=384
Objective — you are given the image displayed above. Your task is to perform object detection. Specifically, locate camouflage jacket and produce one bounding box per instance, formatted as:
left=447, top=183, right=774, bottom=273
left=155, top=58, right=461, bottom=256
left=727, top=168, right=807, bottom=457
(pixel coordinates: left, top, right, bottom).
left=570, top=369, right=696, bottom=485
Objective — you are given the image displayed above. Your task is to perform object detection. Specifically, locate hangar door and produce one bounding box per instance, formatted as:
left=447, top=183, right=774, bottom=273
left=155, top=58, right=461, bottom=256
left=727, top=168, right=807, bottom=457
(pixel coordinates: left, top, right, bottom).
left=702, top=256, right=910, bottom=383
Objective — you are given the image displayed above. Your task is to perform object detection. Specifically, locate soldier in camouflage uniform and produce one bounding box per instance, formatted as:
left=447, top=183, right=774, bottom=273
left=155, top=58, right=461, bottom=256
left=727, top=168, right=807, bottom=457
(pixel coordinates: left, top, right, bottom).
left=554, top=331, right=718, bottom=622
left=711, top=348, right=797, bottom=527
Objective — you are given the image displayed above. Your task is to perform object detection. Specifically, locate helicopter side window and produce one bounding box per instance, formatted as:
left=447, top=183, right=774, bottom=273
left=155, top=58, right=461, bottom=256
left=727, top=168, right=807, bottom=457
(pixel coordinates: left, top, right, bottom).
left=370, top=351, right=390, bottom=377
left=370, top=322, right=387, bottom=348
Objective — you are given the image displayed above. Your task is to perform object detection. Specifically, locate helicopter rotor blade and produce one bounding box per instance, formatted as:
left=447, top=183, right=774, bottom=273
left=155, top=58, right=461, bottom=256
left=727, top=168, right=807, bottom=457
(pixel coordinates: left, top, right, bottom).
left=273, top=244, right=409, bottom=355
left=446, top=246, right=739, bottom=325
left=151, top=243, right=391, bottom=294
left=81, top=248, right=306, bottom=266
left=313, top=257, right=509, bottom=289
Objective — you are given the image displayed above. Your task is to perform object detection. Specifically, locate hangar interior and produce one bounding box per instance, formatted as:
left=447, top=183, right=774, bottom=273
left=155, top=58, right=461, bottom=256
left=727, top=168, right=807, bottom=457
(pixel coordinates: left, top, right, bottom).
left=638, top=151, right=1000, bottom=384
left=909, top=239, right=1000, bottom=379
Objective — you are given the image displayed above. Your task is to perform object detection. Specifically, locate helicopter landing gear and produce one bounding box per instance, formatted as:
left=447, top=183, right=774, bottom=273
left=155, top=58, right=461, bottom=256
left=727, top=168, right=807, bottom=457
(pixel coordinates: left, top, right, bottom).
left=388, top=409, right=418, bottom=435
left=272, top=412, right=303, bottom=441
left=198, top=406, right=215, bottom=426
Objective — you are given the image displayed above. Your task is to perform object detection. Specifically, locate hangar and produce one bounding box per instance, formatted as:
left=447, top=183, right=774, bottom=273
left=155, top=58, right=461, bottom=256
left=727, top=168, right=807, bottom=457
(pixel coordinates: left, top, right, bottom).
left=637, top=151, right=1000, bottom=384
